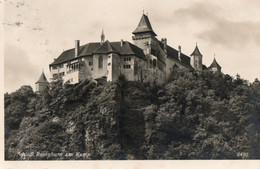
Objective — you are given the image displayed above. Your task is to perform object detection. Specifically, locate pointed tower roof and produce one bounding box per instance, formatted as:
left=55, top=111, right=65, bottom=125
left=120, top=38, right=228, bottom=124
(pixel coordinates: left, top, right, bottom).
left=209, top=58, right=221, bottom=69
left=36, top=71, right=49, bottom=84
left=94, top=40, right=118, bottom=54
left=190, top=44, right=202, bottom=56
left=132, top=14, right=157, bottom=36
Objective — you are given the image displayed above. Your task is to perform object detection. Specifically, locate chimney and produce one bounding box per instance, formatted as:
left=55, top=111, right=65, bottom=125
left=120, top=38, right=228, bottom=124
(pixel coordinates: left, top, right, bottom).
left=75, top=40, right=80, bottom=57
left=121, top=39, right=124, bottom=47
left=178, top=45, right=181, bottom=61
left=161, top=38, right=167, bottom=53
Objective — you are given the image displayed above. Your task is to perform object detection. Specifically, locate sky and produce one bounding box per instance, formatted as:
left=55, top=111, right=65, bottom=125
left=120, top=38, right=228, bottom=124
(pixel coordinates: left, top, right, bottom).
left=2, top=0, right=260, bottom=93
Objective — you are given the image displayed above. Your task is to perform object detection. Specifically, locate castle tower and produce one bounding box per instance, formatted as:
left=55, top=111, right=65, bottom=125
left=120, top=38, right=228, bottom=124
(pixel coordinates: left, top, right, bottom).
left=209, top=57, right=221, bottom=73
left=132, top=14, right=157, bottom=54
left=35, top=70, right=49, bottom=93
left=190, top=44, right=203, bottom=71
left=101, top=29, right=105, bottom=44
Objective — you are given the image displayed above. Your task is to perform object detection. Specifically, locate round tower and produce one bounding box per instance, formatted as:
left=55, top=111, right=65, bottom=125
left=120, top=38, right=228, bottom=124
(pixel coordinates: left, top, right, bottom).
left=190, top=44, right=203, bottom=71
left=35, top=70, right=49, bottom=93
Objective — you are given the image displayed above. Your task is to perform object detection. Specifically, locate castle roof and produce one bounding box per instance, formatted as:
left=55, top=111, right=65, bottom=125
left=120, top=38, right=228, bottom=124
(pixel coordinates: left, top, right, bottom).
left=94, top=40, right=118, bottom=54
left=157, top=41, right=193, bottom=69
left=209, top=58, right=221, bottom=69
left=132, top=14, right=157, bottom=36
left=49, top=41, right=146, bottom=66
left=190, top=45, right=202, bottom=56
left=35, top=71, right=49, bottom=84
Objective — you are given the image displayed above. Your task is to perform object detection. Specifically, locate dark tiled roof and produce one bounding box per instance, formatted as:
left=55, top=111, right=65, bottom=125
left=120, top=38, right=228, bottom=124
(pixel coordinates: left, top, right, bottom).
left=93, top=40, right=118, bottom=54
left=209, top=58, right=221, bottom=69
left=78, top=43, right=101, bottom=56
left=125, top=42, right=147, bottom=60
left=190, top=45, right=202, bottom=56
left=50, top=43, right=100, bottom=65
left=158, top=40, right=193, bottom=69
left=50, top=41, right=146, bottom=66
left=132, top=14, right=157, bottom=36
left=36, top=72, right=49, bottom=84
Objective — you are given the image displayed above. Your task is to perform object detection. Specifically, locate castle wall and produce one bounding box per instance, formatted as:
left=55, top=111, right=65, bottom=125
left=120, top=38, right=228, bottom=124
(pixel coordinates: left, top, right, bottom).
left=133, top=56, right=147, bottom=82
left=111, top=53, right=121, bottom=81
left=156, top=69, right=166, bottom=85
left=35, top=82, right=49, bottom=92
left=93, top=54, right=108, bottom=79
left=166, top=57, right=189, bottom=79
left=63, top=70, right=79, bottom=84
left=82, top=56, right=94, bottom=77
left=107, top=53, right=121, bottom=81
left=120, top=55, right=135, bottom=81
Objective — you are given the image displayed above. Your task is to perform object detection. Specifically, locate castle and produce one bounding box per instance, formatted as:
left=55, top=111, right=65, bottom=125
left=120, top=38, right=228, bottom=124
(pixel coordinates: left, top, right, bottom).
left=35, top=13, right=221, bottom=92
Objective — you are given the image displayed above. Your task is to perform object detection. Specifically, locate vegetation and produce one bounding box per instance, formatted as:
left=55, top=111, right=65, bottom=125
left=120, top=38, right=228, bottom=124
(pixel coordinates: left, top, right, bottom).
left=5, top=68, right=260, bottom=160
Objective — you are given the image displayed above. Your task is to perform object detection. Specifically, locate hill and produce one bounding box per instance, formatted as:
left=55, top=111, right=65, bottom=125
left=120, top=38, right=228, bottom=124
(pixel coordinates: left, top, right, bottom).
left=4, top=67, right=260, bottom=159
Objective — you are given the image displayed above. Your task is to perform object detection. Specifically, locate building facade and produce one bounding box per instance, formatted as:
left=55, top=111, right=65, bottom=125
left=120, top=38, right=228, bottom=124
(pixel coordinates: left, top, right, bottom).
left=47, top=13, right=221, bottom=86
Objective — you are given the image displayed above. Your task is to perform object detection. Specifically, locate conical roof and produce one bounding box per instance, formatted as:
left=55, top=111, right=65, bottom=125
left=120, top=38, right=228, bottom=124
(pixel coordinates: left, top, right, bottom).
left=94, top=40, right=118, bottom=54
left=190, top=45, right=202, bottom=56
left=132, top=14, right=157, bottom=36
left=209, top=58, right=221, bottom=69
left=36, top=71, right=49, bottom=84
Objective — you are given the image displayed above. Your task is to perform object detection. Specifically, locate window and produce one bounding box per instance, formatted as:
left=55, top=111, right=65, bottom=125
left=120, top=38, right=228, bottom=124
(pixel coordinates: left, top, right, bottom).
left=108, top=62, right=111, bottom=66
left=108, top=55, right=111, bottom=58
left=123, top=65, right=131, bottom=69
left=99, top=55, right=103, bottom=68
left=153, top=59, right=157, bottom=69
left=124, top=57, right=131, bottom=61
left=89, top=61, right=93, bottom=66
left=53, top=65, right=57, bottom=69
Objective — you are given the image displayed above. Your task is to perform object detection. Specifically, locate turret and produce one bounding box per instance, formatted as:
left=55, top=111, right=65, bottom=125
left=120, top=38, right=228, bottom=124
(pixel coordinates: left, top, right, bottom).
left=35, top=70, right=49, bottom=93
left=132, top=14, right=157, bottom=37
left=190, top=44, right=203, bottom=71
left=209, top=56, right=221, bottom=73
left=132, top=13, right=156, bottom=54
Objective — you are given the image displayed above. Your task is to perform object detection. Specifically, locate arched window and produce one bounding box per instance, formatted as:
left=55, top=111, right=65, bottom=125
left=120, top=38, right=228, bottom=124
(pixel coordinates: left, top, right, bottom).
left=153, top=59, right=157, bottom=69
left=99, top=55, right=103, bottom=68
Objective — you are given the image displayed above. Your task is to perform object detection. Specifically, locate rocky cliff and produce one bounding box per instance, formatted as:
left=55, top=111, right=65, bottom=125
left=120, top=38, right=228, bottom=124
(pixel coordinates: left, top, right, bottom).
left=4, top=68, right=260, bottom=160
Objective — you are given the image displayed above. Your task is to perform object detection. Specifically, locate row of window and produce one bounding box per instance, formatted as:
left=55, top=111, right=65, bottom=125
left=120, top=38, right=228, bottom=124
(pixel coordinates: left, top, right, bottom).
left=52, top=64, right=64, bottom=70
left=53, top=72, right=65, bottom=78
left=123, top=65, right=131, bottom=69
left=52, top=56, right=133, bottom=71
left=124, top=57, right=131, bottom=61
left=67, top=62, right=84, bottom=71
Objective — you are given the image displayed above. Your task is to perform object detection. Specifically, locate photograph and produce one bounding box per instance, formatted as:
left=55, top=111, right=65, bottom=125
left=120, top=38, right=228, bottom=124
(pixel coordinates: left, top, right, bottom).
left=2, top=0, right=260, bottom=167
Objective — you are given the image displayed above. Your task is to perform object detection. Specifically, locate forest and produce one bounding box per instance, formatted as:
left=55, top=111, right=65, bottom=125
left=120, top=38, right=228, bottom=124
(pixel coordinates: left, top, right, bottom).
left=4, top=67, right=260, bottom=160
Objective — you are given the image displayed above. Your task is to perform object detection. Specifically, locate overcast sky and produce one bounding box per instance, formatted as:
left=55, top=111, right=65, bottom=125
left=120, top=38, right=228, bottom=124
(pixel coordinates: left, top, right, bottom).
left=3, top=0, right=260, bottom=93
